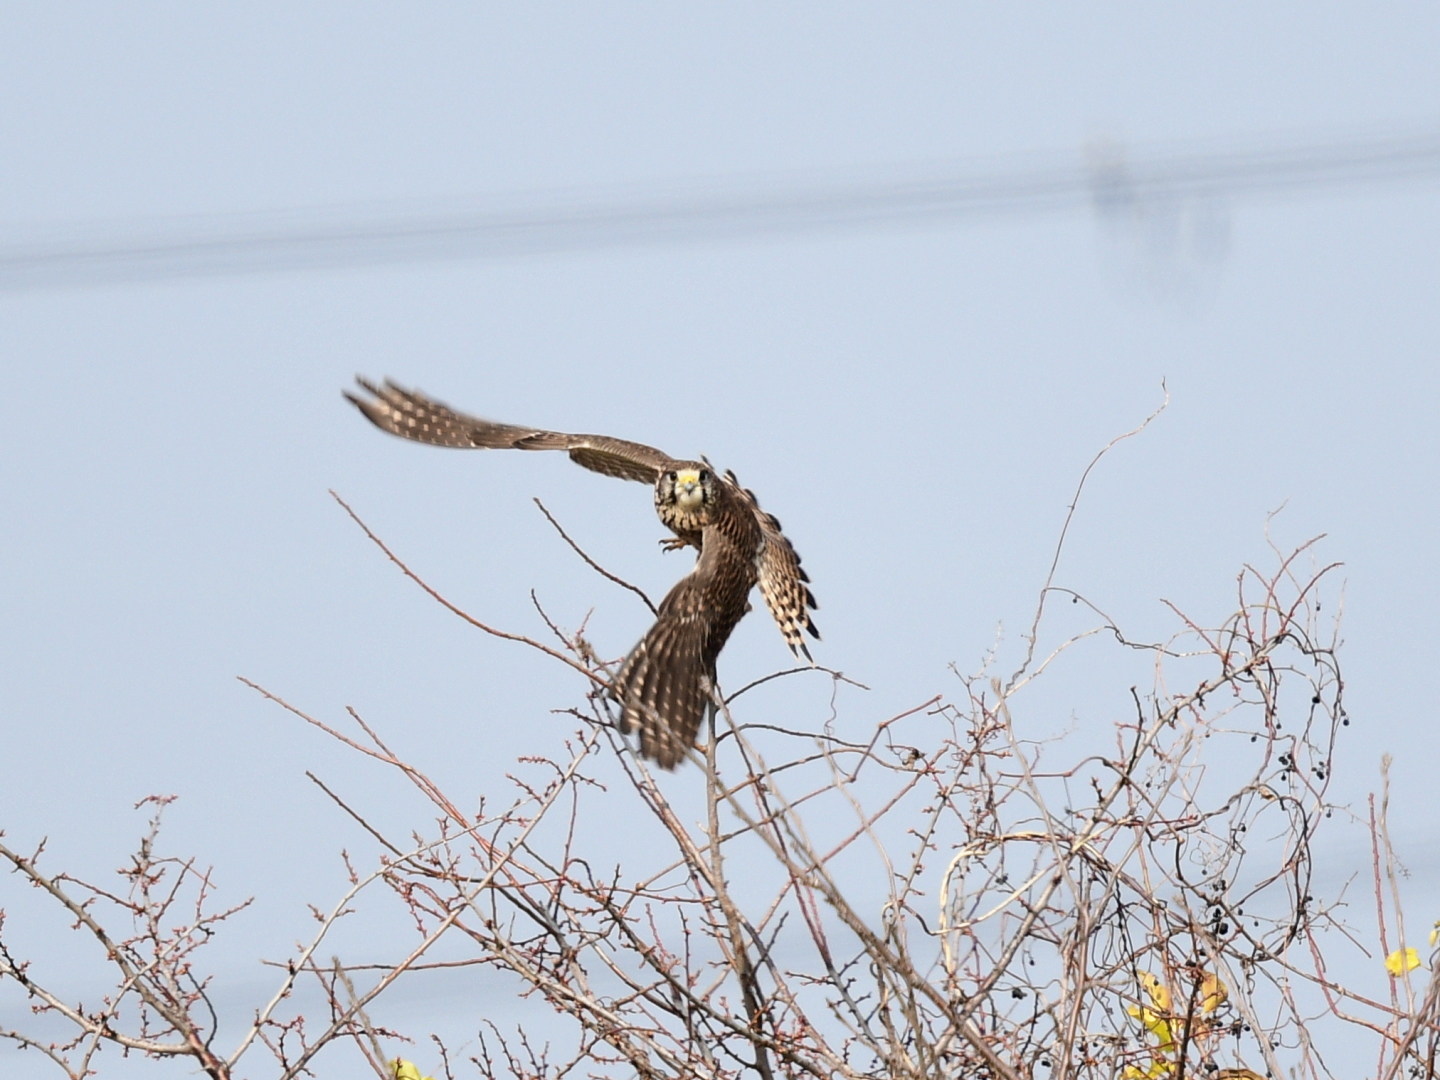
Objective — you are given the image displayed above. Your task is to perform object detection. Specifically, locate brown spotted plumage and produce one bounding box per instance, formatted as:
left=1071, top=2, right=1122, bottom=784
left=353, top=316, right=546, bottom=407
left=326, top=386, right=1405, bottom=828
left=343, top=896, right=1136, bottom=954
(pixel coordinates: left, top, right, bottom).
left=346, top=378, right=820, bottom=769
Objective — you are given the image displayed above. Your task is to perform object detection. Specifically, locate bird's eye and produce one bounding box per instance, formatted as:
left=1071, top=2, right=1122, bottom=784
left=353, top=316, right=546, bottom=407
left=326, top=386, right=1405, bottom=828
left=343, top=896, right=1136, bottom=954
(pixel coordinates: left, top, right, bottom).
left=698, top=469, right=710, bottom=483
left=666, top=471, right=677, bottom=482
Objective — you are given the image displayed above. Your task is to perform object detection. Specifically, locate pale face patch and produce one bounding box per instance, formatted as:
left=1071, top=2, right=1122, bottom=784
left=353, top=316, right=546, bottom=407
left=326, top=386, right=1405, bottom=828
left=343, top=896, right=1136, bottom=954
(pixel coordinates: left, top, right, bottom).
left=671, top=468, right=707, bottom=512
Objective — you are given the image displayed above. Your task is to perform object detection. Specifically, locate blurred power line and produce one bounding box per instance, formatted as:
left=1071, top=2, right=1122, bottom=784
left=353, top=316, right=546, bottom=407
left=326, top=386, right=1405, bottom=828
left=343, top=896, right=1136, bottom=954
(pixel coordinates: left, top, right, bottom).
left=2, top=125, right=1439, bottom=290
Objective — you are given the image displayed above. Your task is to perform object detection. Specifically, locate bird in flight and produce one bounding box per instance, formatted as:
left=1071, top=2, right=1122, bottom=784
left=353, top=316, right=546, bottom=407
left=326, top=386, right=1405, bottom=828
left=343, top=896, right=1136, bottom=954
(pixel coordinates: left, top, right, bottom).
left=346, top=378, right=819, bottom=769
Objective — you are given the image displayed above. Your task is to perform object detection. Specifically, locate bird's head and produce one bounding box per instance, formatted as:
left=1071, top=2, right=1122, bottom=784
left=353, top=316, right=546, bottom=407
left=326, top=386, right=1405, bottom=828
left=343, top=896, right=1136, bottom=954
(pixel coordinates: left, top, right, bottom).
left=658, top=465, right=714, bottom=515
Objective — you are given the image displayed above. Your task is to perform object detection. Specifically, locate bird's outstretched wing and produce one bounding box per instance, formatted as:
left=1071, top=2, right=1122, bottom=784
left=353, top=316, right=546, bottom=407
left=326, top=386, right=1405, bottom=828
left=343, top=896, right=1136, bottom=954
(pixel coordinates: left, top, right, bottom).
left=724, top=470, right=820, bottom=661
left=346, top=377, right=678, bottom=485
left=611, top=575, right=713, bottom=770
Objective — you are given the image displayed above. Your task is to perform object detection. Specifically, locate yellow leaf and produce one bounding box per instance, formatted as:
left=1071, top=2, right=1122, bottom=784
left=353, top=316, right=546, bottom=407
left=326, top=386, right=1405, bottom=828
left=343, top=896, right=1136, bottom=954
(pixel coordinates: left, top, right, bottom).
left=1385, top=948, right=1421, bottom=976
left=1199, top=970, right=1228, bottom=1014
left=1139, top=971, right=1172, bottom=1011
left=390, top=1061, right=433, bottom=1080
left=1128, top=1005, right=1173, bottom=1045
left=1123, top=1061, right=1174, bottom=1080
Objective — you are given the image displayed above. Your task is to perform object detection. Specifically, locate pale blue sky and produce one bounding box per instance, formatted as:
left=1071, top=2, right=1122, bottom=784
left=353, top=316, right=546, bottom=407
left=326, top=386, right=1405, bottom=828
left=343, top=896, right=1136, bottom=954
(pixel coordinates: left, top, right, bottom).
left=2, top=7, right=1438, bottom=1076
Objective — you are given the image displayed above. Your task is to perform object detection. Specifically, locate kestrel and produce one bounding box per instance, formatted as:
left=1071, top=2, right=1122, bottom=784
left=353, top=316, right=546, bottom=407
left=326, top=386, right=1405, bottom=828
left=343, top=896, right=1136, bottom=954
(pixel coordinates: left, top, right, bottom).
left=346, top=378, right=819, bottom=769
